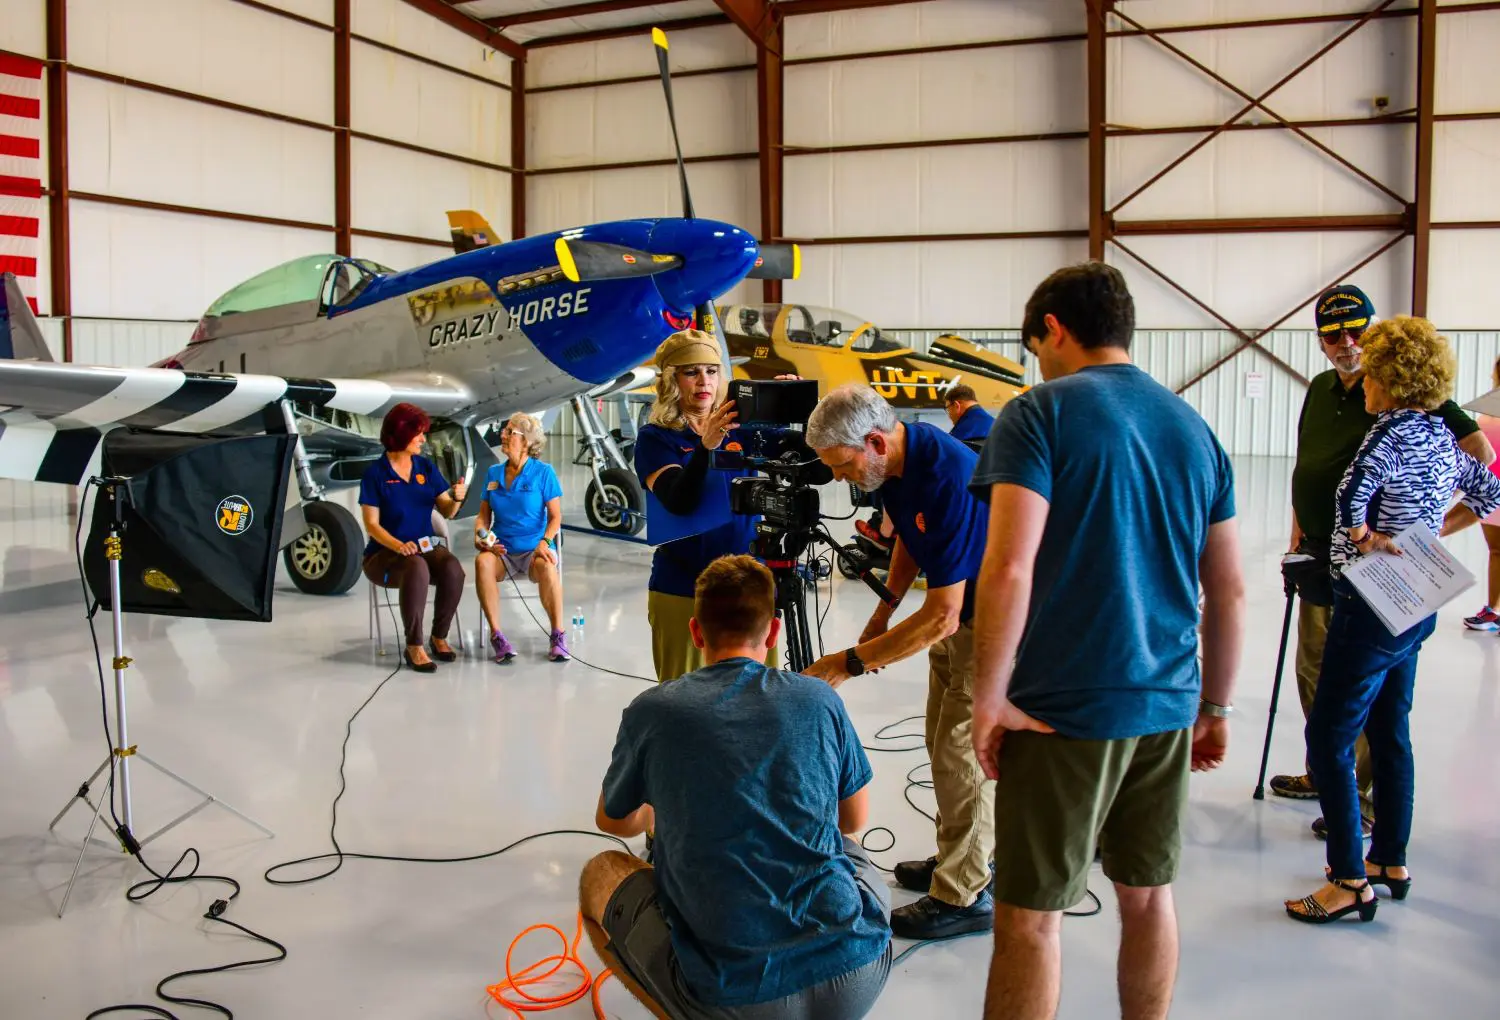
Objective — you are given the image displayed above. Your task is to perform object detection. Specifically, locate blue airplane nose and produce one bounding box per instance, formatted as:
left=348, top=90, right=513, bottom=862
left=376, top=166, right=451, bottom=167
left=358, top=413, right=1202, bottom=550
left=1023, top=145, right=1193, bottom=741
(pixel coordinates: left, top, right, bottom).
left=647, top=219, right=759, bottom=312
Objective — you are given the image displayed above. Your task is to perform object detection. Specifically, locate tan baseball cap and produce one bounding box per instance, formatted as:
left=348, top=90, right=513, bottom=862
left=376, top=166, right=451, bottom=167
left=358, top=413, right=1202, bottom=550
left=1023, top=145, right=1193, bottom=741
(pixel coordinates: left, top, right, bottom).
left=653, top=328, right=721, bottom=370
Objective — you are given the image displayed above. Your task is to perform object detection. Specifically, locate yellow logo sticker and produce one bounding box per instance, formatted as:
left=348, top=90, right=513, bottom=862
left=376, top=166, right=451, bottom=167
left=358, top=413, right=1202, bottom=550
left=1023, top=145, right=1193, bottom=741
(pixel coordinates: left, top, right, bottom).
left=216, top=495, right=253, bottom=536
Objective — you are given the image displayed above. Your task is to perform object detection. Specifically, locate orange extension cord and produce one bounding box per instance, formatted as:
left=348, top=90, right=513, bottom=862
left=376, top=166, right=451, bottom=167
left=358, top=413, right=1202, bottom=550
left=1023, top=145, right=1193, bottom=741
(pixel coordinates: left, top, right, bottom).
left=486, top=913, right=618, bottom=1019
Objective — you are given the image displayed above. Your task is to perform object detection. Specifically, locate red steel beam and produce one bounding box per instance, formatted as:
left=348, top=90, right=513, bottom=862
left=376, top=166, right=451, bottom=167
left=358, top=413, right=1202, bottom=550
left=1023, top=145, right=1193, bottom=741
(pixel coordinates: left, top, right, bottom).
left=525, top=14, right=730, bottom=49
left=398, top=0, right=525, bottom=60
left=785, top=31, right=1084, bottom=67
left=776, top=0, right=926, bottom=13
left=715, top=0, right=777, bottom=42
left=1412, top=0, right=1437, bottom=316
left=779, top=230, right=1088, bottom=245
left=785, top=129, right=1088, bottom=156
left=352, top=33, right=511, bottom=91
left=45, top=0, right=70, bottom=360
left=1087, top=0, right=1108, bottom=260
left=334, top=0, right=351, bottom=256
left=529, top=63, right=755, bottom=95
left=488, top=0, right=663, bottom=28
left=757, top=11, right=785, bottom=301
left=512, top=55, right=526, bottom=240
left=1115, top=214, right=1408, bottom=235
left=527, top=152, right=756, bottom=176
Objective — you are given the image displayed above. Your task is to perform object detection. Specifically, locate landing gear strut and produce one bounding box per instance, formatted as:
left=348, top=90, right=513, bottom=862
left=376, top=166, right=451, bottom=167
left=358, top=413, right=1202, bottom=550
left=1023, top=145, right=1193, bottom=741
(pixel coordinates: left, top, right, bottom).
left=573, top=395, right=645, bottom=536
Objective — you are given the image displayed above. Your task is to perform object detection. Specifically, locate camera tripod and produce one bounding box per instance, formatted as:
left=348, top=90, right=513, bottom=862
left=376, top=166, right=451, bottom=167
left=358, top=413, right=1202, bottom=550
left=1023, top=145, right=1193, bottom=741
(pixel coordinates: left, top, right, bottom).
left=48, top=478, right=273, bottom=918
left=753, top=523, right=898, bottom=673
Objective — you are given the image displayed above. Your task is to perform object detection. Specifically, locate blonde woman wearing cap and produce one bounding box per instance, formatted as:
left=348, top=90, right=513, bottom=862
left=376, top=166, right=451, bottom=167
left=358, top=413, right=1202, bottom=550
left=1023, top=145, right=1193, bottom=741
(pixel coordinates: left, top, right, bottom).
left=634, top=329, right=778, bottom=681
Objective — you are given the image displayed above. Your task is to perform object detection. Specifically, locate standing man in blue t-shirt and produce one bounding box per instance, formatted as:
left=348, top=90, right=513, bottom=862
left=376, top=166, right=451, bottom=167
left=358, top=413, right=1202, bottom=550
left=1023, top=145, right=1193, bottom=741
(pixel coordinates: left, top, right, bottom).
left=804, top=384, right=995, bottom=942
left=944, top=383, right=995, bottom=449
left=968, top=262, right=1246, bottom=1020
left=582, top=555, right=891, bottom=1019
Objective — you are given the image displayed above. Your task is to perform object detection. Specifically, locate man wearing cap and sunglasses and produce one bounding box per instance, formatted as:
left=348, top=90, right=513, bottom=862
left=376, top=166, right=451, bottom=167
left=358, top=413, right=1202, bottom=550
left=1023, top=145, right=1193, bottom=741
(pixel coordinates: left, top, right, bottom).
left=1272, top=283, right=1494, bottom=837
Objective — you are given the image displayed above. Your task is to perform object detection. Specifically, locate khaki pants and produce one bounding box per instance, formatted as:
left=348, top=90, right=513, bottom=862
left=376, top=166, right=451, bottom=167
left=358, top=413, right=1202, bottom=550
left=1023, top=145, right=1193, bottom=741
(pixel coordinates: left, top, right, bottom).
left=1297, top=600, right=1375, bottom=821
left=647, top=590, right=778, bottom=683
left=924, top=622, right=996, bottom=907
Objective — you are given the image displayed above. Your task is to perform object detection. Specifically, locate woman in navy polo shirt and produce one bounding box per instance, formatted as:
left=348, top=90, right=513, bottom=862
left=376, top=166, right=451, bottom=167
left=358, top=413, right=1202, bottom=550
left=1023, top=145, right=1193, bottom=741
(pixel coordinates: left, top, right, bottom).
left=634, top=329, right=773, bottom=682
left=359, top=403, right=467, bottom=673
left=474, top=412, right=567, bottom=663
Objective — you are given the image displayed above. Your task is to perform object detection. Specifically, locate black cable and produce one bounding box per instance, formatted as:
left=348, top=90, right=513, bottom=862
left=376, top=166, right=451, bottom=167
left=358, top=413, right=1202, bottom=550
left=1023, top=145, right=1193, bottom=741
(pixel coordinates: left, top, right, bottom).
left=862, top=714, right=926, bottom=753
left=499, top=569, right=655, bottom=684
left=76, top=484, right=288, bottom=1019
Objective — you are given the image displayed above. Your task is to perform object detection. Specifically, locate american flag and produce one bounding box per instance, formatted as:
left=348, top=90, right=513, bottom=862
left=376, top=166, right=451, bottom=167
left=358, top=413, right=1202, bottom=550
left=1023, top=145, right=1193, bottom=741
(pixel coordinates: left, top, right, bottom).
left=0, top=53, right=43, bottom=316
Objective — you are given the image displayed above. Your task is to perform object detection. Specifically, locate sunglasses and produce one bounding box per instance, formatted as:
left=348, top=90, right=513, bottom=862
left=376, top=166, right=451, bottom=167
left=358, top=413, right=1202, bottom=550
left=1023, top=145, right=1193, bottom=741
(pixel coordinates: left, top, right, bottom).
left=1318, top=324, right=1367, bottom=344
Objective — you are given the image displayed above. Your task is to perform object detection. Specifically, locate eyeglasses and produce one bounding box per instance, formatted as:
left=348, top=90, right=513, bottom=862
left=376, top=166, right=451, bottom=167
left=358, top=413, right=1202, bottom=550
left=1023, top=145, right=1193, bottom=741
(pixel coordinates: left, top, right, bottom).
left=1319, top=327, right=1365, bottom=345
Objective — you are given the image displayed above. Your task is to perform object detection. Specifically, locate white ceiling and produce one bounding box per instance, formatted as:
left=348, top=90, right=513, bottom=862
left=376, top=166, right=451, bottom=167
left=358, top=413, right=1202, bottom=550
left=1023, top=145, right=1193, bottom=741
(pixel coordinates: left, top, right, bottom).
left=450, top=0, right=722, bottom=45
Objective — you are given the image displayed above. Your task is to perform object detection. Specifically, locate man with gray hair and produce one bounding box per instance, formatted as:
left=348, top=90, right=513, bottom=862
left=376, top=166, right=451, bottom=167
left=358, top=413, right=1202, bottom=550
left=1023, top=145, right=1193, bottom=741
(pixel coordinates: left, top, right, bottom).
left=803, top=384, right=995, bottom=941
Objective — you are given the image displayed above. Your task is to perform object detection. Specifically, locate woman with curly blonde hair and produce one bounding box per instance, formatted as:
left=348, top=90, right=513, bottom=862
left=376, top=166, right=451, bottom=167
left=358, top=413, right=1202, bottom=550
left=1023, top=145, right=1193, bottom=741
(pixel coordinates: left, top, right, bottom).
left=632, top=329, right=778, bottom=681
left=1286, top=316, right=1500, bottom=925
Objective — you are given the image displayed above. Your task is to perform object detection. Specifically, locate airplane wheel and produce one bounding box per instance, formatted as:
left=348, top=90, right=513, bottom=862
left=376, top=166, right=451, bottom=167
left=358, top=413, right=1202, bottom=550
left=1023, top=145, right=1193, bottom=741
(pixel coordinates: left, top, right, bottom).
left=586, top=467, right=645, bottom=536
left=284, top=501, right=363, bottom=595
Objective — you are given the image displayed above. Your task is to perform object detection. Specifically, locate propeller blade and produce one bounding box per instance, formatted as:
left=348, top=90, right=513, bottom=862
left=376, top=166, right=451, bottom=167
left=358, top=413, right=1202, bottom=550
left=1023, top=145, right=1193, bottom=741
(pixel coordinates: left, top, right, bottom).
left=555, top=238, right=682, bottom=283
left=653, top=27, right=695, bottom=220
left=746, top=243, right=801, bottom=281
left=696, top=300, right=734, bottom=372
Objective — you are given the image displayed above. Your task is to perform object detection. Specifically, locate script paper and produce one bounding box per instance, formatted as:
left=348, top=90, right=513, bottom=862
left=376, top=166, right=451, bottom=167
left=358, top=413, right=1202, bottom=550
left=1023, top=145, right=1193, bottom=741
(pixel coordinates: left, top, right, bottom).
left=1343, top=522, right=1476, bottom=636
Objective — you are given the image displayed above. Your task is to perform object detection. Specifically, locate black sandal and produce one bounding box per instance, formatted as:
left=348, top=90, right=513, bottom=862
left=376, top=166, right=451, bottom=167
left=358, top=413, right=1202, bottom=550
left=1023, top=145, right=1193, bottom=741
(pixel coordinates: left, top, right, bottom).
left=1365, top=864, right=1411, bottom=901
left=1286, top=878, right=1378, bottom=924
left=428, top=639, right=457, bottom=663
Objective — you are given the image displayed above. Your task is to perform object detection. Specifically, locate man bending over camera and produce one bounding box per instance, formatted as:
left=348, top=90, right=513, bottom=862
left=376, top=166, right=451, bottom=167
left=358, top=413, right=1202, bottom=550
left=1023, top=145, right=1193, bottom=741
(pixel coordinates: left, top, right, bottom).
left=580, top=555, right=892, bottom=1020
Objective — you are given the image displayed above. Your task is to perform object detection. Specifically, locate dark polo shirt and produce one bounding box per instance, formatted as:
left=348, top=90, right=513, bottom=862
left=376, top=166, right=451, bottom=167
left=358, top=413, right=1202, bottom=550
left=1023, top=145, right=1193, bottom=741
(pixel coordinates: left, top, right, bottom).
left=1292, top=368, right=1478, bottom=542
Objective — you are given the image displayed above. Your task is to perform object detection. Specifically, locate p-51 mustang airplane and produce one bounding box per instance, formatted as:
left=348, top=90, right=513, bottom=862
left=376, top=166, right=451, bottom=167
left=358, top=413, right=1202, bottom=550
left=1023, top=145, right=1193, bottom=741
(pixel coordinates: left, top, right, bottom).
left=0, top=27, right=797, bottom=596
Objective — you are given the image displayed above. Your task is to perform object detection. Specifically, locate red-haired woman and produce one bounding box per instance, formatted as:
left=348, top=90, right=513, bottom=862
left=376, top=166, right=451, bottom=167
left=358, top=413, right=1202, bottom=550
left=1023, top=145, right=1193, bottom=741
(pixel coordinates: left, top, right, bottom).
left=359, top=403, right=467, bottom=672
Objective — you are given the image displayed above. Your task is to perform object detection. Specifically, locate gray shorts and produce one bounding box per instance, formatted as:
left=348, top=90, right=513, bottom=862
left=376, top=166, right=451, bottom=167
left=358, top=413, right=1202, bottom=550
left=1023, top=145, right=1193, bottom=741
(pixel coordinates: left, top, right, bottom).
left=482, top=547, right=543, bottom=578
left=601, top=839, right=893, bottom=1020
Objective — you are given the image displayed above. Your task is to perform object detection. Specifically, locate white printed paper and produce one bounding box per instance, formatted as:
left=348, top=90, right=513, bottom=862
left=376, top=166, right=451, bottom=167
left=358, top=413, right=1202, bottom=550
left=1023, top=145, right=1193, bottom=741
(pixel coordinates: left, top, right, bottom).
left=1343, top=522, right=1476, bottom=636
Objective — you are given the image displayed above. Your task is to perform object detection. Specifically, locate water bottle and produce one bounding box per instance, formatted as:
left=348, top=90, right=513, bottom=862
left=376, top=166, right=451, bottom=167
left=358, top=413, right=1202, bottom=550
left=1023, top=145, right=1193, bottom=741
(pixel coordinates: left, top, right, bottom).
left=572, top=605, right=584, bottom=642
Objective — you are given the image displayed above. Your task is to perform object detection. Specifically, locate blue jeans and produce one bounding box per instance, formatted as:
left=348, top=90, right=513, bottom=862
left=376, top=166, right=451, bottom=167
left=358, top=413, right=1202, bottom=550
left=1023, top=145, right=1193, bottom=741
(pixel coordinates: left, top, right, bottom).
left=1305, top=578, right=1436, bottom=880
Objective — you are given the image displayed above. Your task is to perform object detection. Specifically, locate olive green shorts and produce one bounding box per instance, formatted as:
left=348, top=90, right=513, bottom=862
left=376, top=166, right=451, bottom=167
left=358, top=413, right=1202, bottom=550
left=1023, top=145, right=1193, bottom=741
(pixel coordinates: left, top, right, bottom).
left=992, top=727, right=1191, bottom=911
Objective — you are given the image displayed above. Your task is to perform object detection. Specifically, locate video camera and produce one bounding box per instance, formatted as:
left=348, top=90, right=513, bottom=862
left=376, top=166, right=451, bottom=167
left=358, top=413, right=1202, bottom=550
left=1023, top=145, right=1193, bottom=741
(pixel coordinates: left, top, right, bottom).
left=717, top=379, right=829, bottom=533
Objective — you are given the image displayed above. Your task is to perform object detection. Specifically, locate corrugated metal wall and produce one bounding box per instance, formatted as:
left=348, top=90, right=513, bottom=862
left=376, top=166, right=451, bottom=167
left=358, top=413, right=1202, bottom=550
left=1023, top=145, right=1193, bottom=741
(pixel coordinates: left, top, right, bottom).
left=36, top=318, right=195, bottom=367
left=890, top=329, right=1500, bottom=458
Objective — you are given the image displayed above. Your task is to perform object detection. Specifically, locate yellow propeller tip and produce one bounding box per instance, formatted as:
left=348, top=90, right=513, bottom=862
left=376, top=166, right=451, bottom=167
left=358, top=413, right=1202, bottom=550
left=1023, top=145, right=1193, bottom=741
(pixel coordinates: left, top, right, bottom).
left=791, top=244, right=802, bottom=282
left=651, top=27, right=668, bottom=49
left=554, top=237, right=580, bottom=283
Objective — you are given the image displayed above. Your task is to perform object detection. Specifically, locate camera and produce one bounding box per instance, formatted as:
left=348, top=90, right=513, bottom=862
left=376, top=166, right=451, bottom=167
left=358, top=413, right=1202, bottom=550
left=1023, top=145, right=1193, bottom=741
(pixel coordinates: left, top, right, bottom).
left=728, top=378, right=819, bottom=428
left=717, top=380, right=830, bottom=533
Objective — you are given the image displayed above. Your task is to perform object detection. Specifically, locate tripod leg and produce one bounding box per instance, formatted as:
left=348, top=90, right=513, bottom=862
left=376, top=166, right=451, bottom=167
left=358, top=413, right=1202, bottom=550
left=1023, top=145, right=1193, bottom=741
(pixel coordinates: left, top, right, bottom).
left=57, top=779, right=111, bottom=919
left=134, top=753, right=276, bottom=838
left=1254, top=591, right=1298, bottom=800
left=48, top=758, right=111, bottom=833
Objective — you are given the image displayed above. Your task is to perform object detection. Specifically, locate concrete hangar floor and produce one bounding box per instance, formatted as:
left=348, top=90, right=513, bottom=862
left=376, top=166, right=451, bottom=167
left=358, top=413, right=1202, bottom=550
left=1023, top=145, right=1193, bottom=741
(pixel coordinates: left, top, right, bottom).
left=0, top=454, right=1496, bottom=1018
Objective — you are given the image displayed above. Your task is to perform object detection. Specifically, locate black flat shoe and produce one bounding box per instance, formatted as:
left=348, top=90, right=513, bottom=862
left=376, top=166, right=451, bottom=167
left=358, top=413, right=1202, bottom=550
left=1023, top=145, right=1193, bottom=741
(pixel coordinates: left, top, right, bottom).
left=428, top=640, right=457, bottom=663
left=1285, top=878, right=1377, bottom=925
left=890, top=891, right=994, bottom=940
left=403, top=651, right=436, bottom=673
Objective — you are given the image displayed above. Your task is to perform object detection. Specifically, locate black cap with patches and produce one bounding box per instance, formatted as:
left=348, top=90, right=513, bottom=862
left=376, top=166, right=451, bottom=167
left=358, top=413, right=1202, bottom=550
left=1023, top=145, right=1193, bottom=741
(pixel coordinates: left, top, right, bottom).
left=1314, top=284, right=1375, bottom=336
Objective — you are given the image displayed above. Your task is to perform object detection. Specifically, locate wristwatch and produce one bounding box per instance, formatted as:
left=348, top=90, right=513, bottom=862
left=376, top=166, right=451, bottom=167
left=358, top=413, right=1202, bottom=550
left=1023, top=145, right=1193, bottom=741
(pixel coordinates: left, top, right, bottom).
left=845, top=647, right=866, bottom=677
left=1199, top=699, right=1233, bottom=718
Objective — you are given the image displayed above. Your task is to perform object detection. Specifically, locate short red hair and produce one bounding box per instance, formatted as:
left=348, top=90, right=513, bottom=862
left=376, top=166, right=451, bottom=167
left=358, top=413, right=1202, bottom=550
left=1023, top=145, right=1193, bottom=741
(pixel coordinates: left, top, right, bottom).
left=380, top=402, right=430, bottom=452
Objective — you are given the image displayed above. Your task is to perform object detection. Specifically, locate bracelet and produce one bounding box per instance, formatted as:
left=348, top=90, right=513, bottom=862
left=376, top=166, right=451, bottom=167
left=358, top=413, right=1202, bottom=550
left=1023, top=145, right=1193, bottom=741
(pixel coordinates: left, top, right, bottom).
left=1199, top=699, right=1234, bottom=718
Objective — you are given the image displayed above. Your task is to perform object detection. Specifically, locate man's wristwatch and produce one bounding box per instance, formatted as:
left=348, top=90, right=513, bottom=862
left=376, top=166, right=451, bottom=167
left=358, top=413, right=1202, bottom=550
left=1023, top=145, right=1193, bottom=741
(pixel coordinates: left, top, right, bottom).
left=845, top=647, right=866, bottom=677
left=1199, top=699, right=1233, bottom=718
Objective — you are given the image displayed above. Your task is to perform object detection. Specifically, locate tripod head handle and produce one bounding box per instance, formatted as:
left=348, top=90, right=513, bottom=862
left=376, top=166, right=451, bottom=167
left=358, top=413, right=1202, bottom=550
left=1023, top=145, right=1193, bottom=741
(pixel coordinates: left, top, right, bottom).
left=816, top=524, right=899, bottom=608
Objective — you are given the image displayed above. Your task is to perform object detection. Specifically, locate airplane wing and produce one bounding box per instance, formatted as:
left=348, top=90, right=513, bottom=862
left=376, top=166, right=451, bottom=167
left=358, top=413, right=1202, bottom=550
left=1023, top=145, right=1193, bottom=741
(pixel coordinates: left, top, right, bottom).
left=0, top=359, right=473, bottom=485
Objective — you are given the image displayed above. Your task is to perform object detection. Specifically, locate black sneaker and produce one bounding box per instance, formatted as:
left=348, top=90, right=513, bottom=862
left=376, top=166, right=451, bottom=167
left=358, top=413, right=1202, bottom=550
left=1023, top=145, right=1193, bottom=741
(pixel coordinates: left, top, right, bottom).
left=1312, top=816, right=1373, bottom=841
left=892, top=857, right=938, bottom=893
left=890, top=891, right=994, bottom=940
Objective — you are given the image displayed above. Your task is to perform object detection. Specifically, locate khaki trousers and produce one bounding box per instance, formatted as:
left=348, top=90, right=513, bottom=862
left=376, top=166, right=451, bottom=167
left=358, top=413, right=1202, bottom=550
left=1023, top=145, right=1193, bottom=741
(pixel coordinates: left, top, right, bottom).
left=1296, top=600, right=1375, bottom=821
left=924, top=622, right=996, bottom=907
left=647, top=590, right=778, bottom=683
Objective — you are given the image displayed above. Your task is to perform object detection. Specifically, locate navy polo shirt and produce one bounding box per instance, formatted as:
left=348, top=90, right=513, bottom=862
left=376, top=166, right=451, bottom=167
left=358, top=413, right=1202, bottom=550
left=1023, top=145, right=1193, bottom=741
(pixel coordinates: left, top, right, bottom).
left=483, top=458, right=562, bottom=552
left=876, top=422, right=987, bottom=622
left=949, top=404, right=995, bottom=444
left=634, top=423, right=759, bottom=597
left=358, top=453, right=449, bottom=557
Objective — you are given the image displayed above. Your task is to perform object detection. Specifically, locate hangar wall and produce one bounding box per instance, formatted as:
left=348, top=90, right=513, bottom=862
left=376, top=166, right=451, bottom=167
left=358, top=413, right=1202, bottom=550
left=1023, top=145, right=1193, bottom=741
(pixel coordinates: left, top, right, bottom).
left=1, top=0, right=515, bottom=366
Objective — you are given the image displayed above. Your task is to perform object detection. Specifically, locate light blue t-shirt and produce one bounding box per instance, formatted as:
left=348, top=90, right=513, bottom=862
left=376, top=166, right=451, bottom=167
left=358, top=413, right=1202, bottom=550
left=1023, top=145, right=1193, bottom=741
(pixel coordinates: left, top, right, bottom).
left=602, top=658, right=889, bottom=1007
left=969, top=364, right=1235, bottom=740
left=482, top=458, right=561, bottom=551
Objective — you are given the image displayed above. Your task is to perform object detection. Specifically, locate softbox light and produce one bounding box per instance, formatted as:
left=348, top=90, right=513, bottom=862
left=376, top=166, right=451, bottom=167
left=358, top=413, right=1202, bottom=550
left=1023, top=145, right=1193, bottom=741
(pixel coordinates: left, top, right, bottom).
left=84, top=430, right=297, bottom=622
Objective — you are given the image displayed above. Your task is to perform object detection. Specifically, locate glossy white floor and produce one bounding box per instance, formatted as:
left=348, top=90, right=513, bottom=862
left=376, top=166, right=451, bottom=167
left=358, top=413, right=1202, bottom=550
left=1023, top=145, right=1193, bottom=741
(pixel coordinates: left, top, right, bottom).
left=1, top=455, right=1498, bottom=1019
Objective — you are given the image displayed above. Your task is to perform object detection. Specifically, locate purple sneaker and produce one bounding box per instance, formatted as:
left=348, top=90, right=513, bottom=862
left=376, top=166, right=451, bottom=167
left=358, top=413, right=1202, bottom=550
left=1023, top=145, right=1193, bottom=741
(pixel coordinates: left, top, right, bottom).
left=548, top=630, right=570, bottom=662
left=490, top=631, right=516, bottom=663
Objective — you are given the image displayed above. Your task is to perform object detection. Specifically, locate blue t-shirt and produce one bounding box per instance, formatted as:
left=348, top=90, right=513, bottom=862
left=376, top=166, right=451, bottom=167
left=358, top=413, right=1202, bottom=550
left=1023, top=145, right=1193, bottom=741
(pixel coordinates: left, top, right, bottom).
left=602, top=658, right=889, bottom=1007
left=482, top=458, right=562, bottom=552
left=634, top=423, right=759, bottom=597
left=877, top=422, right=988, bottom=622
left=969, top=364, right=1235, bottom=740
left=357, top=453, right=449, bottom=558
left=949, top=404, right=995, bottom=443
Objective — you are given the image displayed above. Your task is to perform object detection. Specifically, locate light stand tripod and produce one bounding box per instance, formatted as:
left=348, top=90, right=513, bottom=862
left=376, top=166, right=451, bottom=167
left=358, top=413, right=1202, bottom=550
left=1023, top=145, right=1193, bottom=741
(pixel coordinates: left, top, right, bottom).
left=49, top=477, right=273, bottom=918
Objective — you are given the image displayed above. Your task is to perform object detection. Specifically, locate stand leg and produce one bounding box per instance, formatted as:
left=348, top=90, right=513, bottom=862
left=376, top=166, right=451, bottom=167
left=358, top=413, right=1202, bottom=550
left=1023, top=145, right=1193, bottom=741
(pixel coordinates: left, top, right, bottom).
left=57, top=783, right=111, bottom=919
left=47, top=759, right=110, bottom=833
left=133, top=753, right=275, bottom=840
left=1253, top=590, right=1298, bottom=800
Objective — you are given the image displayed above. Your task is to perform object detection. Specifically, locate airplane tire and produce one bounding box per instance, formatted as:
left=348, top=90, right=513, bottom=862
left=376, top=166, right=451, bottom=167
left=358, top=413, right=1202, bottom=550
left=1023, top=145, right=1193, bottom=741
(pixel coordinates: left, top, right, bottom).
left=284, top=501, right=364, bottom=596
left=585, top=467, right=646, bottom=537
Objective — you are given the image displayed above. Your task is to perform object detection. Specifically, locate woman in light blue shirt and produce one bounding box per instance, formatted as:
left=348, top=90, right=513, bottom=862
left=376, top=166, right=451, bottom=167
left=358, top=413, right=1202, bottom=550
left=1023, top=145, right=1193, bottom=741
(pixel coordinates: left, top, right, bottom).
left=473, top=412, right=566, bottom=663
